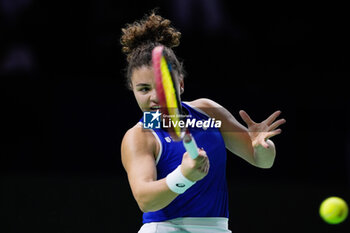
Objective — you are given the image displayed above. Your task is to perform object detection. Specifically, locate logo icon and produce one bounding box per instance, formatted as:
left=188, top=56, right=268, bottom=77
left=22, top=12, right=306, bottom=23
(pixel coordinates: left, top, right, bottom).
left=143, top=110, right=161, bottom=129
left=176, top=183, right=186, bottom=188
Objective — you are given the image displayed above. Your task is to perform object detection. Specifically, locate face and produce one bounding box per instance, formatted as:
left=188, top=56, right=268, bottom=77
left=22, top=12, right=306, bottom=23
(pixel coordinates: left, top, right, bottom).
left=131, top=65, right=183, bottom=112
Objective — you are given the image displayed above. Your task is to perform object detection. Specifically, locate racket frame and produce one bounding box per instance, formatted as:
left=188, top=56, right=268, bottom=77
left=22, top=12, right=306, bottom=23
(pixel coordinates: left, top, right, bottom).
left=152, top=46, right=198, bottom=159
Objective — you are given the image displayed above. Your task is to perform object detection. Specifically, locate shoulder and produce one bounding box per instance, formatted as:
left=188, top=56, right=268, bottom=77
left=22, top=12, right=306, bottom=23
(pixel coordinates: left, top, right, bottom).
left=185, top=98, right=222, bottom=109
left=185, top=98, right=245, bottom=133
left=122, top=123, right=152, bottom=145
left=121, top=122, right=157, bottom=152
left=184, top=98, right=226, bottom=118
left=121, top=123, right=159, bottom=168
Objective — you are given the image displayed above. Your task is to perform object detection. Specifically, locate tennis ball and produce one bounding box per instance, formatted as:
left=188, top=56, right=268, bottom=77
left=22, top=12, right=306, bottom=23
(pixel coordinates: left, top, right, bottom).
left=319, top=196, right=348, bottom=224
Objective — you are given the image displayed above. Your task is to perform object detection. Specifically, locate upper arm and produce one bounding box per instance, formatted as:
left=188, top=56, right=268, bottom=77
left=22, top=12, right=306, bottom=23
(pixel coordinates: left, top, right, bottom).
left=121, top=125, right=159, bottom=196
left=189, top=98, right=256, bottom=165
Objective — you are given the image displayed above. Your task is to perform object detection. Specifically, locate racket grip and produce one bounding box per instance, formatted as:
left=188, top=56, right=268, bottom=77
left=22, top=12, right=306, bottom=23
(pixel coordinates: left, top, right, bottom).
left=183, top=134, right=198, bottom=159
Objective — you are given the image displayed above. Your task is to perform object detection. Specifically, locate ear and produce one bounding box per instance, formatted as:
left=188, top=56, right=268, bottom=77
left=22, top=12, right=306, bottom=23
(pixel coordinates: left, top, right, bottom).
left=179, top=76, right=184, bottom=94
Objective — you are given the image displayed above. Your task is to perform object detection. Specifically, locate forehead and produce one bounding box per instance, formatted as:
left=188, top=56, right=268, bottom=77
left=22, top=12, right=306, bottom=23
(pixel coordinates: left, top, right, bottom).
left=131, top=66, right=154, bottom=84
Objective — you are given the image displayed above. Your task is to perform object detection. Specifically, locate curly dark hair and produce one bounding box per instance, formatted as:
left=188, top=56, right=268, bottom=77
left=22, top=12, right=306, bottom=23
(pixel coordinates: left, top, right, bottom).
left=120, top=11, right=185, bottom=89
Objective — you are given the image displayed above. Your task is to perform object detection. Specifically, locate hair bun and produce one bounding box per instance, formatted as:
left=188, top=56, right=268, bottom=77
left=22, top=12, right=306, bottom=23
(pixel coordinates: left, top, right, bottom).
left=121, top=12, right=181, bottom=55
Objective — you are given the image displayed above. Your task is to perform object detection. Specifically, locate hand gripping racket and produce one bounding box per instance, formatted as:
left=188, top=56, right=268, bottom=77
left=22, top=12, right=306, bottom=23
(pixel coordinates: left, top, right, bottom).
left=152, top=45, right=198, bottom=159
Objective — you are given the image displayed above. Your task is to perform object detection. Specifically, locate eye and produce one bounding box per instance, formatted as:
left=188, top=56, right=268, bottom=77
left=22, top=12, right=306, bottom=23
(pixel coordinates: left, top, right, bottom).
left=138, top=87, right=150, bottom=93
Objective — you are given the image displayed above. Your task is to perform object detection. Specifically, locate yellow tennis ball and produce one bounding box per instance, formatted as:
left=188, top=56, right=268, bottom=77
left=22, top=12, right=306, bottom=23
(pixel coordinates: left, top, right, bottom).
left=319, top=196, right=348, bottom=224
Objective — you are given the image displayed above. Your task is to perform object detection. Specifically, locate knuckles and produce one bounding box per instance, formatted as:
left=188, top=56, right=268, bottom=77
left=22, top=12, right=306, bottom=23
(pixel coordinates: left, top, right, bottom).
left=182, top=149, right=210, bottom=175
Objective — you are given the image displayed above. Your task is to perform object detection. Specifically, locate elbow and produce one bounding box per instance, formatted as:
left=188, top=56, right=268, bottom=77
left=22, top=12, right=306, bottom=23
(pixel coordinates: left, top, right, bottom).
left=138, top=202, right=149, bottom=213
left=137, top=202, right=161, bottom=213
left=134, top=193, right=150, bottom=213
left=134, top=193, right=160, bottom=213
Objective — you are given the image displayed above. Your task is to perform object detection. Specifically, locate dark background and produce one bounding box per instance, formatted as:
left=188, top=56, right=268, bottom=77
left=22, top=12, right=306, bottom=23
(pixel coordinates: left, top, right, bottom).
left=1, top=0, right=349, bottom=232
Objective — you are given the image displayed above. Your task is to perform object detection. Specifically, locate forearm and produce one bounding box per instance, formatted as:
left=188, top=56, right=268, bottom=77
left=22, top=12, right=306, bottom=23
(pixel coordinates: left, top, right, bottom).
left=253, top=140, right=276, bottom=168
left=133, top=178, right=179, bottom=212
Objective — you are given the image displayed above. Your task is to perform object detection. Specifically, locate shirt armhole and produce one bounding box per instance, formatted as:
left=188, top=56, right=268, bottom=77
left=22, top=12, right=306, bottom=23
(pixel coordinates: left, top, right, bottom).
left=151, top=130, right=163, bottom=165
left=137, top=122, right=163, bottom=165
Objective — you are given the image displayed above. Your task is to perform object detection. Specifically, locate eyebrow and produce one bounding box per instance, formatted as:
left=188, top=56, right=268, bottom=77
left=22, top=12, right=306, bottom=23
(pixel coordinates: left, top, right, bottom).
left=136, top=83, right=151, bottom=87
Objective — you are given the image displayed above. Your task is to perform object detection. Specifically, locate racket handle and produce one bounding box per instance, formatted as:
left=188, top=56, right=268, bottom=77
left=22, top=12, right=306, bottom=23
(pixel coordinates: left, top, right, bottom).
left=183, top=134, right=198, bottom=159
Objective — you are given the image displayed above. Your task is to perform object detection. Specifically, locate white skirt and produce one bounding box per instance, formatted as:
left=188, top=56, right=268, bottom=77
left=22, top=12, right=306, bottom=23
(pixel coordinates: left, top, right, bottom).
left=138, top=217, right=231, bottom=233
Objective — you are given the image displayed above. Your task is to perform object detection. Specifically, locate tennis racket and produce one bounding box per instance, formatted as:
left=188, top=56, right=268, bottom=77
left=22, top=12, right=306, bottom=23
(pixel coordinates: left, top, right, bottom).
left=152, top=45, right=198, bottom=159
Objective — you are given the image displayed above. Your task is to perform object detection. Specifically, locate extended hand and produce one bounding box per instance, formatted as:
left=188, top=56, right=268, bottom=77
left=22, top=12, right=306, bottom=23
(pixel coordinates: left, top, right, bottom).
left=239, top=110, right=286, bottom=148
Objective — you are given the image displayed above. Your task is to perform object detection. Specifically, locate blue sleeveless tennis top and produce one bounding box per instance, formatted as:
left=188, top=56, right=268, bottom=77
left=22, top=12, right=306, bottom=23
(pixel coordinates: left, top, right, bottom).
left=140, top=102, right=229, bottom=223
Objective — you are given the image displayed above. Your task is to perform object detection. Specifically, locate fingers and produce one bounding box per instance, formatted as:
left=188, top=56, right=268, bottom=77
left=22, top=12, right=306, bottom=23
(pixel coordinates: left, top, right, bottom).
left=260, top=140, right=270, bottom=149
left=201, top=160, right=210, bottom=174
left=257, top=129, right=281, bottom=148
left=263, top=129, right=282, bottom=142
left=268, top=118, right=286, bottom=131
left=184, top=148, right=208, bottom=164
left=239, top=110, right=255, bottom=127
left=192, top=148, right=206, bottom=162
left=181, top=148, right=210, bottom=181
left=198, top=148, right=207, bottom=157
left=264, top=110, right=282, bottom=125
left=265, top=111, right=285, bottom=137
left=195, top=148, right=209, bottom=173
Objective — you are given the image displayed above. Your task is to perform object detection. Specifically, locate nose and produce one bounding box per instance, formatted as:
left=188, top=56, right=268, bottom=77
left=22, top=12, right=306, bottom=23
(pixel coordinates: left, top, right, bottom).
left=150, top=89, right=159, bottom=103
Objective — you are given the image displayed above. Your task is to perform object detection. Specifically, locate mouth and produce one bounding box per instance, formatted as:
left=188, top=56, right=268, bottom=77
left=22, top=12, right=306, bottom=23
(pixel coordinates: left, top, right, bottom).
left=150, top=106, right=161, bottom=111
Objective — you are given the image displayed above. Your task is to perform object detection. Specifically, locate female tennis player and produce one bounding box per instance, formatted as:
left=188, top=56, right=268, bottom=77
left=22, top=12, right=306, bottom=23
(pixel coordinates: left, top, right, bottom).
left=120, top=11, right=285, bottom=233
